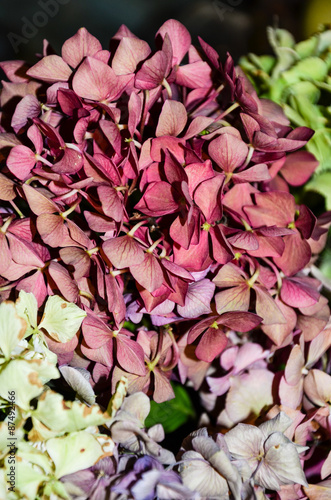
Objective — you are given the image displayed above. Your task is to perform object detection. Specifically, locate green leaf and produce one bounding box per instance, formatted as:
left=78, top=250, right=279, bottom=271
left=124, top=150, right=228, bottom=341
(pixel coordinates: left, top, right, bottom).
left=145, top=383, right=195, bottom=434
left=306, top=171, right=331, bottom=209
left=38, top=295, right=86, bottom=343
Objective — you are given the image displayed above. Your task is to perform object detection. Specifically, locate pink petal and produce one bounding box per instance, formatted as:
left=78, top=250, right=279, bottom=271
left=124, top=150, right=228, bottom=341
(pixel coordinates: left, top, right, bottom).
left=254, top=284, right=286, bottom=325
left=26, top=55, right=72, bottom=82
left=284, top=344, right=305, bottom=386
left=281, top=277, right=319, bottom=308
left=195, top=328, right=228, bottom=362
left=11, top=94, right=40, bottom=133
left=208, top=133, right=248, bottom=173
left=61, top=27, right=102, bottom=68
left=194, top=174, right=224, bottom=222
left=0, top=233, right=11, bottom=275
left=0, top=174, right=15, bottom=201
left=72, top=56, right=119, bottom=101
left=22, top=184, right=58, bottom=215
left=97, top=185, right=123, bottom=222
left=105, top=274, right=126, bottom=327
left=116, top=335, right=146, bottom=376
left=280, top=151, right=318, bottom=186
left=6, top=233, right=44, bottom=268
left=262, top=298, right=297, bottom=345
left=233, top=163, right=271, bottom=183
left=244, top=191, right=295, bottom=228
left=213, top=262, right=248, bottom=287
left=6, top=145, right=36, bottom=180
left=112, top=36, right=151, bottom=75
left=82, top=313, right=112, bottom=349
left=135, top=51, right=169, bottom=89
left=47, top=261, right=79, bottom=302
left=130, top=253, right=164, bottom=293
left=156, top=19, right=191, bottom=65
left=156, top=100, right=187, bottom=137
left=103, top=235, right=145, bottom=269
left=176, top=61, right=213, bottom=89
left=37, top=214, right=74, bottom=248
left=274, top=233, right=311, bottom=276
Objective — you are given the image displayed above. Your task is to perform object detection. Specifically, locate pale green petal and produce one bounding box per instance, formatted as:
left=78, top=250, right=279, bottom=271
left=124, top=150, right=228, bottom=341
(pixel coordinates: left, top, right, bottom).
left=0, top=359, right=59, bottom=410
left=46, top=431, right=104, bottom=478
left=0, top=301, right=26, bottom=359
left=11, top=461, right=48, bottom=500
left=38, top=295, right=86, bottom=342
left=33, top=390, right=109, bottom=435
left=16, top=441, right=53, bottom=474
left=15, top=290, right=38, bottom=330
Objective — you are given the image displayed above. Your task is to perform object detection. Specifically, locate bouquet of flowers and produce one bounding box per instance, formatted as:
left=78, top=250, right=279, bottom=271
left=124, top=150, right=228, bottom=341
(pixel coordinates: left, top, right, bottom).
left=0, top=19, right=330, bottom=499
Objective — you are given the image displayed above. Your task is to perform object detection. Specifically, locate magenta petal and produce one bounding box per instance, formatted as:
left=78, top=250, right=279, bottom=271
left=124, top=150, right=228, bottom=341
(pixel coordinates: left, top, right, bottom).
left=6, top=145, right=36, bottom=180
left=280, top=277, right=319, bottom=308
left=195, top=328, right=228, bottom=362
left=97, top=185, right=123, bottom=222
left=72, top=56, right=118, bottom=101
left=219, top=311, right=262, bottom=331
left=194, top=174, right=224, bottom=222
left=208, top=133, right=248, bottom=173
left=156, top=100, right=187, bottom=137
left=26, top=55, right=72, bottom=82
left=228, top=230, right=259, bottom=251
left=233, top=163, right=271, bottom=183
left=103, top=235, right=145, bottom=269
left=116, top=335, right=146, bottom=376
left=274, top=233, right=311, bottom=276
left=61, top=27, right=102, bottom=68
left=52, top=147, right=84, bottom=174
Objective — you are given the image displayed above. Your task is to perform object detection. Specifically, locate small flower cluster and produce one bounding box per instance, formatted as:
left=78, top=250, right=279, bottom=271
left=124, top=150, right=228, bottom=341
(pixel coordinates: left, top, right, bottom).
left=0, top=20, right=331, bottom=498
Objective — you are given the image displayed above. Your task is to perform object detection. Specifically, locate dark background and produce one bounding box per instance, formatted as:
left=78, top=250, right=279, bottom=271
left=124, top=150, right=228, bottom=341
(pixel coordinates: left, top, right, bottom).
left=0, top=0, right=328, bottom=65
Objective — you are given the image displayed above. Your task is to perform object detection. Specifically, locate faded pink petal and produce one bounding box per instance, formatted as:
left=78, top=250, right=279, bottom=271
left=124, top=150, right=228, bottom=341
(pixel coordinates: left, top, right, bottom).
left=72, top=56, right=119, bottom=101
left=112, top=37, right=151, bottom=75
left=156, top=100, right=187, bottom=137
left=7, top=145, right=37, bottom=180
left=215, top=285, right=250, bottom=315
left=61, top=27, right=102, bottom=68
left=26, top=55, right=72, bottom=82
left=48, top=261, right=79, bottom=302
left=254, top=285, right=286, bottom=325
left=11, top=94, right=40, bottom=133
left=177, top=279, right=215, bottom=318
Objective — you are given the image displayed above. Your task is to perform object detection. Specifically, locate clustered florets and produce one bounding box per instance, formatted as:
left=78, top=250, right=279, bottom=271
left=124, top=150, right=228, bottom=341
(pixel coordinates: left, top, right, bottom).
left=0, top=19, right=331, bottom=499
